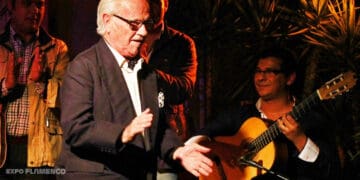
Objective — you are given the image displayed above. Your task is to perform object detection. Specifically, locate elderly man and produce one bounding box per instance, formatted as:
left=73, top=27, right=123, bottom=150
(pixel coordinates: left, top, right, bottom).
left=56, top=0, right=213, bottom=179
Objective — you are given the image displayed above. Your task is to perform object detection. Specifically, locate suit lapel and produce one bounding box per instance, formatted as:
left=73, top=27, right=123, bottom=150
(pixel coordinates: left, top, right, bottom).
left=95, top=39, right=159, bottom=149
left=95, top=39, right=135, bottom=125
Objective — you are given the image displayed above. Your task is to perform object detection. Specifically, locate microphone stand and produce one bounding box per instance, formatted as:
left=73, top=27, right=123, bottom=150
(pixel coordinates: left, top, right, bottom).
left=237, top=157, right=289, bottom=180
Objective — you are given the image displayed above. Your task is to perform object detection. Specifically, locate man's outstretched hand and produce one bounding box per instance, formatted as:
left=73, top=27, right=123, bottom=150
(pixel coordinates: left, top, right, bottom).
left=173, top=143, right=214, bottom=177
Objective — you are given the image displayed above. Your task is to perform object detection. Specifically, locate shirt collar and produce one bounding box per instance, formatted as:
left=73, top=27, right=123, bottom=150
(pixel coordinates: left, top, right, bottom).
left=10, top=25, right=39, bottom=43
left=255, top=98, right=266, bottom=118
left=104, top=40, right=143, bottom=72
left=255, top=97, right=296, bottom=119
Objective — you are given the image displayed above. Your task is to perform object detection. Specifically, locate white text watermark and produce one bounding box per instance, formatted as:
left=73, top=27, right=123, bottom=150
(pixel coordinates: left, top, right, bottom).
left=5, top=168, right=66, bottom=175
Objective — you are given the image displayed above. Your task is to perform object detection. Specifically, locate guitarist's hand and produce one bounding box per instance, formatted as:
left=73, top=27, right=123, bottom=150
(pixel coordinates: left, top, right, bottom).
left=278, top=114, right=307, bottom=151
left=173, top=143, right=214, bottom=177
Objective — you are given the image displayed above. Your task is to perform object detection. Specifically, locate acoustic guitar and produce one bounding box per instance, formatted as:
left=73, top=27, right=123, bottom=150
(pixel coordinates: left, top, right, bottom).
left=199, top=71, right=357, bottom=180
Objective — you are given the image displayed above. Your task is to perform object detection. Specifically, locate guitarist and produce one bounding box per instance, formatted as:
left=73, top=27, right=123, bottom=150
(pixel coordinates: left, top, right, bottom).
left=186, top=46, right=342, bottom=179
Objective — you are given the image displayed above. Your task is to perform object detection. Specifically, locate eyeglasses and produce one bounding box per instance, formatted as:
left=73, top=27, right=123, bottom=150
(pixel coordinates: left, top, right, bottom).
left=112, top=14, right=155, bottom=31
left=254, top=69, right=283, bottom=76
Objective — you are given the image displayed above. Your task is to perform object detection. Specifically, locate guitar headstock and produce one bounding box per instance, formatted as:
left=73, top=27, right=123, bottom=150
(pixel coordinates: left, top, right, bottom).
left=317, top=71, right=357, bottom=100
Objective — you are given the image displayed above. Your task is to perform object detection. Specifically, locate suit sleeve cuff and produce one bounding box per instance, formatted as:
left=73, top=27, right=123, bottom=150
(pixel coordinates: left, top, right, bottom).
left=298, top=138, right=319, bottom=162
left=184, top=135, right=210, bottom=145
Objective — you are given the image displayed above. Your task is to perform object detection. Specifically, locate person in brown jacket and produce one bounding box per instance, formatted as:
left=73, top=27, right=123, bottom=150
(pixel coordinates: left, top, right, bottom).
left=0, top=0, right=70, bottom=179
left=141, top=1, right=198, bottom=178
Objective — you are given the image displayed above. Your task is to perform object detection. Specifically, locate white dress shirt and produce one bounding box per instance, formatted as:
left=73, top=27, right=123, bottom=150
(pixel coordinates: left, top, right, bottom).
left=105, top=42, right=143, bottom=116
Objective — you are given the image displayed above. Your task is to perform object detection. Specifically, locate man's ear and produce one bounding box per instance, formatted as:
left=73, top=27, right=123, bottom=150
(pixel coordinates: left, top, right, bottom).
left=103, top=13, right=111, bottom=26
left=286, top=72, right=296, bottom=86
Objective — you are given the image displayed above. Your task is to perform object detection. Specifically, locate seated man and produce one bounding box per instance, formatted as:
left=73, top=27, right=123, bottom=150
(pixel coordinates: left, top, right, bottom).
left=186, top=46, right=342, bottom=180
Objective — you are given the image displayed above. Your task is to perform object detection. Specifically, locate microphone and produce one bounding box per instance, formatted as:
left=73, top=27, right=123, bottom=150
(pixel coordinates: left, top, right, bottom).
left=237, top=157, right=289, bottom=180
left=143, top=129, right=151, bottom=151
left=140, top=108, right=151, bottom=151
left=142, top=130, right=152, bottom=180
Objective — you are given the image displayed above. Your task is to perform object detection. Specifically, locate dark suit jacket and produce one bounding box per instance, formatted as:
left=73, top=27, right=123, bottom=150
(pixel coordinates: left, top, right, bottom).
left=56, top=39, right=182, bottom=179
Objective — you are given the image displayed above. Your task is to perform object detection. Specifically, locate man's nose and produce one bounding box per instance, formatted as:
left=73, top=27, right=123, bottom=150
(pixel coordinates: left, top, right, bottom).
left=137, top=24, right=148, bottom=38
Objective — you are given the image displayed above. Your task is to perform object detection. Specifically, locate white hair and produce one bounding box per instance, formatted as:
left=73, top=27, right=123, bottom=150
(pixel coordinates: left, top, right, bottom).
left=96, top=0, right=121, bottom=36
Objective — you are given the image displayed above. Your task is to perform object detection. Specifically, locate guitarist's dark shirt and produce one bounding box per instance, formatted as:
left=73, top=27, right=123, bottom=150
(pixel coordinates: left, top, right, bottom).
left=196, top=103, right=341, bottom=180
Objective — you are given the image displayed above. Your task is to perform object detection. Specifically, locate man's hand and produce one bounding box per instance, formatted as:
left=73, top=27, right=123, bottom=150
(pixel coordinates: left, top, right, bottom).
left=173, top=143, right=214, bottom=177
left=278, top=114, right=307, bottom=151
left=29, top=47, right=43, bottom=82
left=121, top=108, right=153, bottom=143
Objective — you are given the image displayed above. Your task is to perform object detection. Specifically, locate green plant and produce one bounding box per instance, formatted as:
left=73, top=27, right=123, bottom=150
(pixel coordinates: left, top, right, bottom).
left=299, top=0, right=360, bottom=164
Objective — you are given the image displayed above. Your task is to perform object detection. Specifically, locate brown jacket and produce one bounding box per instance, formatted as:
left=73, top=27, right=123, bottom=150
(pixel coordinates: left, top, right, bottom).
left=147, top=25, right=198, bottom=141
left=0, top=25, right=70, bottom=168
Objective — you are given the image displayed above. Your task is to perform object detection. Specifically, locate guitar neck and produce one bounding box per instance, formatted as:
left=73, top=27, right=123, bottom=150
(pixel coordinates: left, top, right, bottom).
left=249, top=91, right=321, bottom=153
left=290, top=91, right=321, bottom=120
